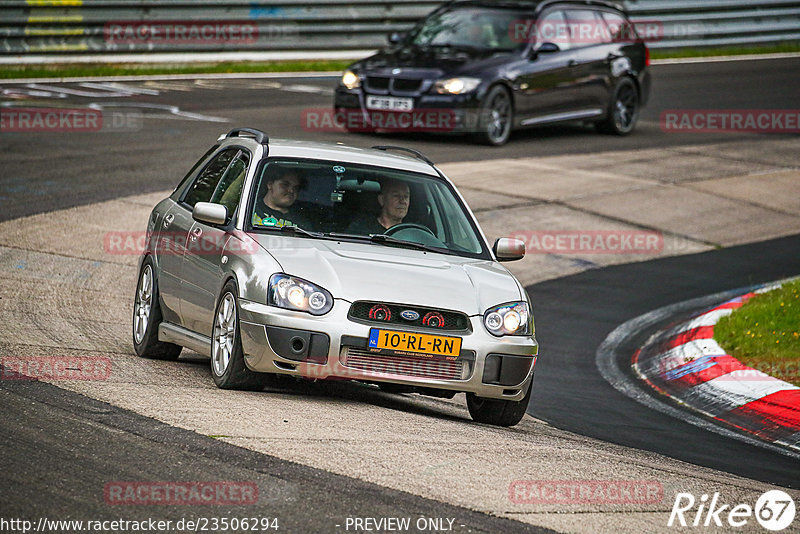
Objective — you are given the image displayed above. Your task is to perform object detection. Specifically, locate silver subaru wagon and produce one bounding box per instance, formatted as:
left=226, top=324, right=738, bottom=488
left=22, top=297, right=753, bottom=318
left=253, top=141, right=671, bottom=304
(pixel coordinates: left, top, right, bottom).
left=133, top=128, right=538, bottom=426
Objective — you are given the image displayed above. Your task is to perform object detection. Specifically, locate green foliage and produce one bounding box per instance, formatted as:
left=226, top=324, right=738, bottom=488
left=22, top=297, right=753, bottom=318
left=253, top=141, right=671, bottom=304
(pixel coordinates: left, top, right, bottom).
left=716, top=279, right=800, bottom=386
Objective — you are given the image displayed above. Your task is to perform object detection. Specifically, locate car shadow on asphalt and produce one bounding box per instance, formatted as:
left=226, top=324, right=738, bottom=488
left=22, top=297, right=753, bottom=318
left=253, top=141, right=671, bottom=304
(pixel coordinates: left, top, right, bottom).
left=175, top=351, right=477, bottom=425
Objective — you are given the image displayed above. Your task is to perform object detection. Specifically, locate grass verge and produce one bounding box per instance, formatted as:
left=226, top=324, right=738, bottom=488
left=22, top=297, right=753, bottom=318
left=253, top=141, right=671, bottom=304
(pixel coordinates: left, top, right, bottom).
left=650, top=41, right=800, bottom=60
left=0, top=60, right=353, bottom=80
left=1, top=41, right=799, bottom=79
left=715, top=279, right=800, bottom=386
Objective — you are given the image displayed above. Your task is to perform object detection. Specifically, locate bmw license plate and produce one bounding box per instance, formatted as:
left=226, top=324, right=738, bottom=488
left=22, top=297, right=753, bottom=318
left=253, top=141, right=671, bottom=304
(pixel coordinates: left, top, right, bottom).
left=368, top=328, right=461, bottom=359
left=365, top=96, right=414, bottom=112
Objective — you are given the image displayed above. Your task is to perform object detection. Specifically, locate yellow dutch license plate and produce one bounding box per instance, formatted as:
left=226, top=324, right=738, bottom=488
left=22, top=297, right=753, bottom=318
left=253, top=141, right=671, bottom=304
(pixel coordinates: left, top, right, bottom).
left=368, top=328, right=462, bottom=358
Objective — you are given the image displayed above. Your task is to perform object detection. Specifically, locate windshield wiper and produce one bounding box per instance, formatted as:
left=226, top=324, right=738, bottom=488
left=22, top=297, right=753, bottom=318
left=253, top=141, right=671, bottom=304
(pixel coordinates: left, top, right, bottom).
left=260, top=225, right=324, bottom=239
left=326, top=232, right=450, bottom=254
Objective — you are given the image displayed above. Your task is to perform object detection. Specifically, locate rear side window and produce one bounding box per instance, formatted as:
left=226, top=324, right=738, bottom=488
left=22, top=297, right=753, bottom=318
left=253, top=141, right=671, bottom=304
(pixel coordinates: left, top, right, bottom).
left=563, top=9, right=607, bottom=47
left=601, top=11, right=639, bottom=43
left=182, top=148, right=249, bottom=211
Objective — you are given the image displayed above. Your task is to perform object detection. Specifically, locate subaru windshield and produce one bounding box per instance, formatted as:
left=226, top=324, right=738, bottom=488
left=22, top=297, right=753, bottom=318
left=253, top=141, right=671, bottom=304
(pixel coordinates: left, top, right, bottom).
left=248, top=158, right=490, bottom=259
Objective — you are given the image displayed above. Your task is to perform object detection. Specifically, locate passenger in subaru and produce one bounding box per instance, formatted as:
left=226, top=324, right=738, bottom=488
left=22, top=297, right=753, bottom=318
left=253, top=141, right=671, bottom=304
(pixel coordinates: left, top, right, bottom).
left=252, top=168, right=312, bottom=229
left=346, top=179, right=410, bottom=235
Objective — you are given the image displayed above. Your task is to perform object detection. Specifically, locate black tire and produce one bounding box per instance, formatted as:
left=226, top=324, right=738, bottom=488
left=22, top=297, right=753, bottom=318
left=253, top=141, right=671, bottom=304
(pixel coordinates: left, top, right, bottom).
left=596, top=77, right=639, bottom=135
left=132, top=258, right=182, bottom=360
left=210, top=281, right=265, bottom=391
left=473, top=85, right=513, bottom=146
left=466, top=377, right=533, bottom=427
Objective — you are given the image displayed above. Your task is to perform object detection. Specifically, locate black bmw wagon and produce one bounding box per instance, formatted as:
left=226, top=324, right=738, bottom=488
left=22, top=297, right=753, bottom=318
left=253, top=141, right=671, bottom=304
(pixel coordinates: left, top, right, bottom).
left=334, top=0, right=651, bottom=145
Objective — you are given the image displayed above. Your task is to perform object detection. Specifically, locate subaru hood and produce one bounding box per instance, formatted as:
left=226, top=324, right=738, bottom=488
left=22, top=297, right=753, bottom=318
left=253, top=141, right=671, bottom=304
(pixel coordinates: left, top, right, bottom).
left=252, top=235, right=522, bottom=315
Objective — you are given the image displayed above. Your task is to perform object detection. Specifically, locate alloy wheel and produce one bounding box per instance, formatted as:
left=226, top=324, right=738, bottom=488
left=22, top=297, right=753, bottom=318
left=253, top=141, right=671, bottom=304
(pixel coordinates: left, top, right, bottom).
left=212, top=292, right=237, bottom=376
left=133, top=265, right=153, bottom=345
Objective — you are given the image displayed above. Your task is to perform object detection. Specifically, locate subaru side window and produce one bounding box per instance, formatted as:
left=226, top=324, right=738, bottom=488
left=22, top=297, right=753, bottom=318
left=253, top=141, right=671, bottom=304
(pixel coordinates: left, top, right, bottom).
left=182, top=149, right=239, bottom=208
left=171, top=145, right=218, bottom=199
left=210, top=151, right=250, bottom=220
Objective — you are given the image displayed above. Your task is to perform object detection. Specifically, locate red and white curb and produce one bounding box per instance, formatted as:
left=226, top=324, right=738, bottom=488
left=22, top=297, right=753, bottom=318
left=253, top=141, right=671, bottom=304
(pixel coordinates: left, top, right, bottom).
left=633, top=289, right=800, bottom=453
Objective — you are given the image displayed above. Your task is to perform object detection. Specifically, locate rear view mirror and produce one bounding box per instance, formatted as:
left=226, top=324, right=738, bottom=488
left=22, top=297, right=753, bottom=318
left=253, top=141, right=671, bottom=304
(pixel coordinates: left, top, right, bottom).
left=192, top=202, right=228, bottom=225
left=388, top=32, right=405, bottom=45
left=493, top=238, right=526, bottom=262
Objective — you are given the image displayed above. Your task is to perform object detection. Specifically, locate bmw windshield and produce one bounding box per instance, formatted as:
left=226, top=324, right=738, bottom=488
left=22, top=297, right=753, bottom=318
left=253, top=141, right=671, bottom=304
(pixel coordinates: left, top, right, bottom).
left=247, top=158, right=490, bottom=260
left=409, top=7, right=528, bottom=52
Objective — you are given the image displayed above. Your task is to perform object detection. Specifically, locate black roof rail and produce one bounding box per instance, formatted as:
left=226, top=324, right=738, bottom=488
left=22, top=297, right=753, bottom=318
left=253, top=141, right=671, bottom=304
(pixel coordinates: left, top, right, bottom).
left=225, top=127, right=269, bottom=144
left=371, top=145, right=447, bottom=180
left=535, top=0, right=625, bottom=14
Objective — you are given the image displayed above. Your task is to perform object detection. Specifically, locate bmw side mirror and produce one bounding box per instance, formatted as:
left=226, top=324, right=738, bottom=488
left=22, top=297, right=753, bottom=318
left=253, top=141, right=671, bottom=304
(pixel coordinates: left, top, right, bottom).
left=388, top=32, right=405, bottom=45
left=493, top=238, right=526, bottom=262
left=531, top=41, right=560, bottom=58
left=192, top=202, right=228, bottom=226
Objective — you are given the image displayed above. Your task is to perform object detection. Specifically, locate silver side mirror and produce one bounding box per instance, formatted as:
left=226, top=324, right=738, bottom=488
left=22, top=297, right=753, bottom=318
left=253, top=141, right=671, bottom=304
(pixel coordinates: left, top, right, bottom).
left=192, top=202, right=228, bottom=225
left=493, top=238, right=525, bottom=262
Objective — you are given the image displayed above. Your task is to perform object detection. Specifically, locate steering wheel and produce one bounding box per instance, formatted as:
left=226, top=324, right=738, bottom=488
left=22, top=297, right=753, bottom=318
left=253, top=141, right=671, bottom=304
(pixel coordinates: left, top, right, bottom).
left=384, top=223, right=436, bottom=237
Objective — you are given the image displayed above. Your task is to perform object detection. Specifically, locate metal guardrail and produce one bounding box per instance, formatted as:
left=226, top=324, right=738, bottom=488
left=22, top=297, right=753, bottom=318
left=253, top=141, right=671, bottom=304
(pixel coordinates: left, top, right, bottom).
left=0, top=0, right=798, bottom=56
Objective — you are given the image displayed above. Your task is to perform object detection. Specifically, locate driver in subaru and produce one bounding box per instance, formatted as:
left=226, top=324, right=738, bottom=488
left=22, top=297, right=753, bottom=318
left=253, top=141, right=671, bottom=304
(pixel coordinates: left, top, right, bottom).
left=346, top=179, right=410, bottom=235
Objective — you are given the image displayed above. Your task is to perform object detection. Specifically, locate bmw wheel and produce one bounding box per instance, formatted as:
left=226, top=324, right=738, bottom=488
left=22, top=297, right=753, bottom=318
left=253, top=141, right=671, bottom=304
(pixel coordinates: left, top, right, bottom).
left=132, top=258, right=182, bottom=360
left=597, top=77, right=639, bottom=135
left=211, top=281, right=265, bottom=390
left=474, top=85, right=513, bottom=146
left=466, top=378, right=533, bottom=427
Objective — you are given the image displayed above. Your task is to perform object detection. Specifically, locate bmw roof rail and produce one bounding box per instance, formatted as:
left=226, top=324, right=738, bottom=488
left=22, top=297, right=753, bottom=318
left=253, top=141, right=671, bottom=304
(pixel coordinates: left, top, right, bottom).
left=221, top=127, right=269, bottom=145
left=371, top=145, right=447, bottom=180
left=535, top=0, right=625, bottom=14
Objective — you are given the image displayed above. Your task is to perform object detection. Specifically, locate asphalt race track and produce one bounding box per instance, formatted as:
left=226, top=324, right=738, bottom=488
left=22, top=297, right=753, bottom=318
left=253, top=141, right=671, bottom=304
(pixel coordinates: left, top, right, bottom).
left=1, top=57, right=799, bottom=531
left=2, top=57, right=799, bottom=222
left=0, top=379, right=549, bottom=533
left=528, top=234, right=800, bottom=489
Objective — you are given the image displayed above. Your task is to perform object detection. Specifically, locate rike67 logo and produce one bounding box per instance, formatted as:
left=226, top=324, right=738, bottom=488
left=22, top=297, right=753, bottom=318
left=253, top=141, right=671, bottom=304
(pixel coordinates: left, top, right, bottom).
left=668, top=490, right=796, bottom=531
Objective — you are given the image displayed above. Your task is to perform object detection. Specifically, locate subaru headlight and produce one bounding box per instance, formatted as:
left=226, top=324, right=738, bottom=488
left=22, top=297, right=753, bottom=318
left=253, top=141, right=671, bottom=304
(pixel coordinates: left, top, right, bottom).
left=484, top=302, right=531, bottom=336
left=341, top=70, right=361, bottom=90
left=434, top=77, right=481, bottom=95
left=268, top=273, right=334, bottom=315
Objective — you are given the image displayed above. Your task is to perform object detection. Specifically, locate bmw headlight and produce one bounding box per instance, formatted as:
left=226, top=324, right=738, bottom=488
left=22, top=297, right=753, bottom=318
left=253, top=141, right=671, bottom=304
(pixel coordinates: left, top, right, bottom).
left=484, top=302, right=531, bottom=336
left=341, top=70, right=361, bottom=90
left=434, top=77, right=481, bottom=95
left=268, top=274, right=334, bottom=315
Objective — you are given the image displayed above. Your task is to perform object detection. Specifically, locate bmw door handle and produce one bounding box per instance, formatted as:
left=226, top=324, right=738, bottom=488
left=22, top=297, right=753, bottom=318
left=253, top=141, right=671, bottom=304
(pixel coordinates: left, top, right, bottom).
left=190, top=227, right=203, bottom=242
left=162, top=213, right=174, bottom=228
left=567, top=59, right=577, bottom=67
